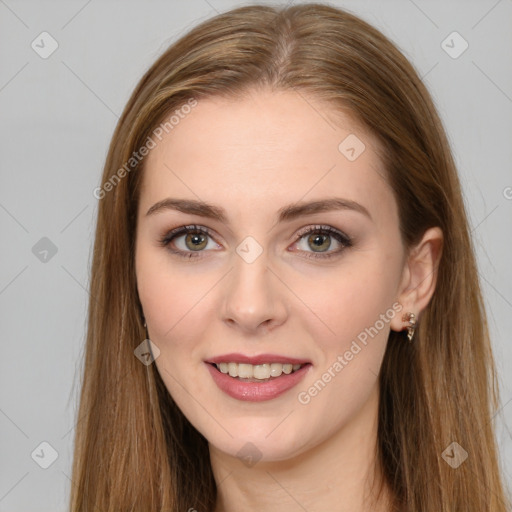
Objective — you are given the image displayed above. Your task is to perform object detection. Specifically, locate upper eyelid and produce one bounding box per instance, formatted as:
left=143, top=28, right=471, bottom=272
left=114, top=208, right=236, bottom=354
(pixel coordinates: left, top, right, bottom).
left=295, top=224, right=350, bottom=240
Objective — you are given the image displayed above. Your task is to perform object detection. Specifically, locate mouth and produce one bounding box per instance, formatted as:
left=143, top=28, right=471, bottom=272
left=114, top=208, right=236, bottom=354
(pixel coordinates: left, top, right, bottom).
left=208, top=361, right=306, bottom=382
left=204, top=354, right=312, bottom=401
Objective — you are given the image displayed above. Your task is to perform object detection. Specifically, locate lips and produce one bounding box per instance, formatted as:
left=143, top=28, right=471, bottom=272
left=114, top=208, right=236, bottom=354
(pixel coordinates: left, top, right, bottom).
left=204, top=353, right=312, bottom=402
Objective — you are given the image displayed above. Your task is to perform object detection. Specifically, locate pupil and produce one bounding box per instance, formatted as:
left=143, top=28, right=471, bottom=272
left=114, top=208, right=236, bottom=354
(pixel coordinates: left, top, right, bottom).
left=309, top=234, right=329, bottom=252
left=187, top=232, right=207, bottom=250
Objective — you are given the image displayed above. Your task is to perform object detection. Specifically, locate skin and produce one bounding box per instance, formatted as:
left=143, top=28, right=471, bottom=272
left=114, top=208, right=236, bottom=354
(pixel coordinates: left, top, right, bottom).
left=135, top=88, right=443, bottom=512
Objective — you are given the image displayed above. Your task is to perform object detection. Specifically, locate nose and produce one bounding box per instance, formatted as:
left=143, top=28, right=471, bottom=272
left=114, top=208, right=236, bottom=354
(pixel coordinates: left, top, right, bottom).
left=221, top=252, right=288, bottom=334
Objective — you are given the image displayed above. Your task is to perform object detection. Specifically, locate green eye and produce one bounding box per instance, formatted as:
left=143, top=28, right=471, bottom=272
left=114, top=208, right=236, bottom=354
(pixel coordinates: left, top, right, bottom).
left=159, top=224, right=352, bottom=260
left=293, top=225, right=352, bottom=260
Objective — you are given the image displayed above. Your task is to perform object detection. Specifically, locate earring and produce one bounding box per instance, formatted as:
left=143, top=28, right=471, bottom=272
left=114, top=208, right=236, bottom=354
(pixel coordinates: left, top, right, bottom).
left=402, top=312, right=417, bottom=342
left=142, top=318, right=149, bottom=339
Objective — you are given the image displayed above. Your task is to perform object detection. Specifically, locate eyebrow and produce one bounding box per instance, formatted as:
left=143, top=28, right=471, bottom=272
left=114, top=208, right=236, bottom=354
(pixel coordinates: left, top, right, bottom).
left=146, top=197, right=372, bottom=223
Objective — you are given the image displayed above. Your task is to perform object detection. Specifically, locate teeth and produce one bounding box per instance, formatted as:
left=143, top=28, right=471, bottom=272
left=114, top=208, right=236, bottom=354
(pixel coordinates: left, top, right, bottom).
left=253, top=363, right=270, bottom=379
left=228, top=362, right=238, bottom=377
left=270, top=363, right=283, bottom=377
left=238, top=363, right=253, bottom=378
left=215, top=362, right=303, bottom=379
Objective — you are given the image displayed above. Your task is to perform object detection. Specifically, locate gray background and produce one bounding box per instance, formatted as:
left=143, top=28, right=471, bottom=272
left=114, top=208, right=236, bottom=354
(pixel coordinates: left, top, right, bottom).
left=1, top=0, right=511, bottom=510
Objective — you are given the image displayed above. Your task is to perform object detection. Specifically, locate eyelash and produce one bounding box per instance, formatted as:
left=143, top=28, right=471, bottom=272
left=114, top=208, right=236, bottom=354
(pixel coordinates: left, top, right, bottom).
left=158, top=224, right=353, bottom=261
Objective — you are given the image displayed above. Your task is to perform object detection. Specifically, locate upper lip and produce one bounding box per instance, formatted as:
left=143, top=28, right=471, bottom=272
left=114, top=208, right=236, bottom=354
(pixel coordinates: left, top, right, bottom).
left=205, top=353, right=311, bottom=365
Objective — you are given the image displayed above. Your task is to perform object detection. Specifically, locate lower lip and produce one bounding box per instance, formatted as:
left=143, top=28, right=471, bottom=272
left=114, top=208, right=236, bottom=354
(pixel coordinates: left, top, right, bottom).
left=205, top=363, right=311, bottom=402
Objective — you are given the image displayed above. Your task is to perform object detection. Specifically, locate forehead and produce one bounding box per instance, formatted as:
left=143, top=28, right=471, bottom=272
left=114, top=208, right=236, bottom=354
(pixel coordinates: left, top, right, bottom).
left=139, top=89, right=395, bottom=228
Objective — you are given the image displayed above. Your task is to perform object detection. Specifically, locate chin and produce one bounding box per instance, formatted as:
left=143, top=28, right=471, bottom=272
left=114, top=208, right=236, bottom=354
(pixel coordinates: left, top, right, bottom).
left=209, top=433, right=307, bottom=465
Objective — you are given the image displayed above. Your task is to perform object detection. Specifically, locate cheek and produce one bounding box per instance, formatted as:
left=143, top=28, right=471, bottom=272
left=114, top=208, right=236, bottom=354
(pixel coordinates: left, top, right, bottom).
left=136, top=245, right=205, bottom=344
left=290, top=252, right=400, bottom=414
left=294, top=253, right=401, bottom=352
left=136, top=254, right=211, bottom=410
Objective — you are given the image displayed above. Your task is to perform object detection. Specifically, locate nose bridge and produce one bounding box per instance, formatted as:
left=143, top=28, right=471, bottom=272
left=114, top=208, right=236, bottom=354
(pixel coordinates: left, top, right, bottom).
left=221, top=241, right=287, bottom=331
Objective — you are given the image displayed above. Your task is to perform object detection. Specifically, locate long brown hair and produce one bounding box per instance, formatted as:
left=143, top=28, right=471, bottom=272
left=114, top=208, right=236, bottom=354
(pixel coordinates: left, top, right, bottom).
left=69, top=4, right=510, bottom=511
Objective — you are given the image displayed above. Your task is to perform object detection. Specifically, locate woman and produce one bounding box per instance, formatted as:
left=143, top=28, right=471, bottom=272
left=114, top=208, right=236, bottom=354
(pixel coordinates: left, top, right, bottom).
left=70, top=3, right=510, bottom=511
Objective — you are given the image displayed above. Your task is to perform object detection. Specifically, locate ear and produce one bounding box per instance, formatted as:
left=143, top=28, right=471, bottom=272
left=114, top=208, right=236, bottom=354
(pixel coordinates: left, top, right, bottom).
left=390, top=227, right=443, bottom=333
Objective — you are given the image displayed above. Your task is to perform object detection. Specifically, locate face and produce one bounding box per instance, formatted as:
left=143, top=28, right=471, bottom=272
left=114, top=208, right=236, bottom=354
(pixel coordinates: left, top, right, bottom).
left=135, top=88, right=408, bottom=462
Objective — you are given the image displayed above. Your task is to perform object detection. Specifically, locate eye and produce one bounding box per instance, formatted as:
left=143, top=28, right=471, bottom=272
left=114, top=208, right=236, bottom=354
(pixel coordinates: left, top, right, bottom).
left=158, top=224, right=352, bottom=260
left=158, top=224, right=220, bottom=259
left=291, top=224, right=352, bottom=260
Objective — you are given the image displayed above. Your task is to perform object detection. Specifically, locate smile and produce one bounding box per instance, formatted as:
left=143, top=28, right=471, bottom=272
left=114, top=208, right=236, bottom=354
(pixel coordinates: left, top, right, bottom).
left=205, top=355, right=312, bottom=401
left=214, top=362, right=304, bottom=380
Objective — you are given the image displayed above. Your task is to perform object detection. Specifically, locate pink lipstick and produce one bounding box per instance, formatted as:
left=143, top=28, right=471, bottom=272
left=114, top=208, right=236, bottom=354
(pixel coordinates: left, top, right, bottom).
left=204, top=353, right=312, bottom=402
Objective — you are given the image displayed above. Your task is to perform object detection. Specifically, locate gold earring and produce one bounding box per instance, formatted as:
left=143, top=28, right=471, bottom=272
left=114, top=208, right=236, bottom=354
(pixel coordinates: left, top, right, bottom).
left=402, top=312, right=417, bottom=342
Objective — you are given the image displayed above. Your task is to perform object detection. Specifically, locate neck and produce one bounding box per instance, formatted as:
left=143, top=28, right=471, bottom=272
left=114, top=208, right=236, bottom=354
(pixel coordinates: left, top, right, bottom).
left=209, top=384, right=393, bottom=512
